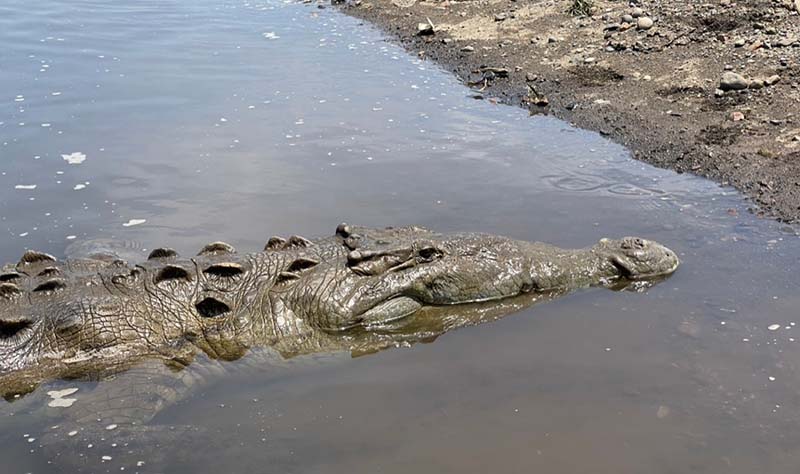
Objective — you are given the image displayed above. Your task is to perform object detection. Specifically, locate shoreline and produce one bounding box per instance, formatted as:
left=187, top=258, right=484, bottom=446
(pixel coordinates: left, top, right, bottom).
left=336, top=0, right=800, bottom=222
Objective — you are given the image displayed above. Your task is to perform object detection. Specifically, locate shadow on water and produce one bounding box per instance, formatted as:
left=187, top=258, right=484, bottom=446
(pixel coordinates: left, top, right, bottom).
left=1, top=0, right=800, bottom=472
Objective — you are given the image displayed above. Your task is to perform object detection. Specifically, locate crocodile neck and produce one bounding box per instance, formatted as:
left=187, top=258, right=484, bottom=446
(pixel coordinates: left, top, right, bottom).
left=528, top=245, right=618, bottom=290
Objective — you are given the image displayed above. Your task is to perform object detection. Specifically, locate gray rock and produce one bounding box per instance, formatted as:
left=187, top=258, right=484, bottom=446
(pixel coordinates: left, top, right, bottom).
left=765, top=74, right=781, bottom=86
left=719, top=71, right=749, bottom=91
left=621, top=14, right=634, bottom=24
left=631, top=7, right=644, bottom=17
left=637, top=17, right=654, bottom=30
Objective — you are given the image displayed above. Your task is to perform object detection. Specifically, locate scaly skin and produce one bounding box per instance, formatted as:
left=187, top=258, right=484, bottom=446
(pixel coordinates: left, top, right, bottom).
left=0, top=224, right=679, bottom=396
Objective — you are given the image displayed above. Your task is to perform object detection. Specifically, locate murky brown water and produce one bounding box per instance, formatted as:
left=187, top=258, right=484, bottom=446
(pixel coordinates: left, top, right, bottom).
left=2, top=0, right=800, bottom=472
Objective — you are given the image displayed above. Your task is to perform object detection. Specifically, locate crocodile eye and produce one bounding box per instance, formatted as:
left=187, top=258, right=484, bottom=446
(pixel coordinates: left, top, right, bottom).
left=621, top=237, right=646, bottom=250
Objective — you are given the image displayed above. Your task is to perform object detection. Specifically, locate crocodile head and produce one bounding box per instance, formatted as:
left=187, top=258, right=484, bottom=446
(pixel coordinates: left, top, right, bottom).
left=277, top=226, right=680, bottom=330
left=594, top=236, right=680, bottom=280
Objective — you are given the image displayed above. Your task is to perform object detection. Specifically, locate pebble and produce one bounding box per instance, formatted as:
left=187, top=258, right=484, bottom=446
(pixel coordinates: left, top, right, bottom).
left=637, top=17, right=654, bottom=30
left=621, top=14, right=634, bottom=24
left=719, top=71, right=749, bottom=91
left=417, top=22, right=434, bottom=36
left=768, top=324, right=781, bottom=331
left=765, top=74, right=781, bottom=86
left=631, top=7, right=644, bottom=18
left=461, top=45, right=474, bottom=52
left=734, top=38, right=745, bottom=47
left=731, top=111, right=745, bottom=121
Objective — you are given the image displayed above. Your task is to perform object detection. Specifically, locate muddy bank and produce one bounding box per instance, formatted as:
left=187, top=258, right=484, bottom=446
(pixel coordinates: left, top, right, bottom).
left=335, top=0, right=800, bottom=222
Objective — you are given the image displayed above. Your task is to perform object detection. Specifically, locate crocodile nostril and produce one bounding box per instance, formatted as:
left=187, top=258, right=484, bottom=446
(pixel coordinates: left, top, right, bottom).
left=195, top=297, right=230, bottom=318
left=0, top=319, right=32, bottom=339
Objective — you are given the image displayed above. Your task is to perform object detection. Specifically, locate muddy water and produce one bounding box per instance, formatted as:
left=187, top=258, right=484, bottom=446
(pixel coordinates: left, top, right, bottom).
left=1, top=0, right=800, bottom=472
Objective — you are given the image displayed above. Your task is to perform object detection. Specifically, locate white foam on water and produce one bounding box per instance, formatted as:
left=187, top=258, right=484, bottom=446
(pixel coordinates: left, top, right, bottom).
left=122, top=219, right=146, bottom=227
left=62, top=152, right=86, bottom=164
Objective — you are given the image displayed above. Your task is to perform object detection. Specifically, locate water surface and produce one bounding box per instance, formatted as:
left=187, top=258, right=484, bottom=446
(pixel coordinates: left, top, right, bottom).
left=1, top=0, right=800, bottom=472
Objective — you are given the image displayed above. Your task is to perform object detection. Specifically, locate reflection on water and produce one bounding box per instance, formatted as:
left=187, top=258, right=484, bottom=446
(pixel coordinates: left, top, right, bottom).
left=1, top=0, right=800, bottom=472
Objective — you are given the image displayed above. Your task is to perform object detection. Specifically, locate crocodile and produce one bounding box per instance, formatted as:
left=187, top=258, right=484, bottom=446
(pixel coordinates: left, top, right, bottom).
left=0, top=224, right=678, bottom=395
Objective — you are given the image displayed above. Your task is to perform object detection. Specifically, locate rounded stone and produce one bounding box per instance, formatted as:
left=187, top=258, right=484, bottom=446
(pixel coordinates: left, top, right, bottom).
left=637, top=17, right=654, bottom=30
left=719, top=71, right=749, bottom=91
left=631, top=7, right=645, bottom=17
